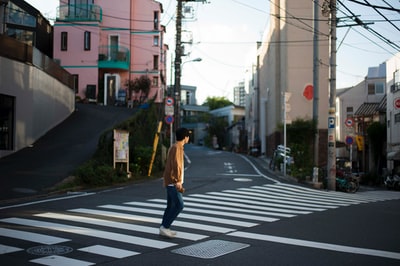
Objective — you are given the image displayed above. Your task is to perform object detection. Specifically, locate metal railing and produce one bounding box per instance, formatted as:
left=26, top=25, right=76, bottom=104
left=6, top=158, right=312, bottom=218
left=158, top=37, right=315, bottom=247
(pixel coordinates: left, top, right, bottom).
left=0, top=35, right=74, bottom=89
left=57, top=4, right=102, bottom=22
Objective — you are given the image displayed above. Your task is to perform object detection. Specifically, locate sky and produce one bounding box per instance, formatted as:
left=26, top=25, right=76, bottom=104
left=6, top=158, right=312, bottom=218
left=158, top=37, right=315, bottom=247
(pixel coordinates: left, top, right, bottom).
left=26, top=0, right=400, bottom=104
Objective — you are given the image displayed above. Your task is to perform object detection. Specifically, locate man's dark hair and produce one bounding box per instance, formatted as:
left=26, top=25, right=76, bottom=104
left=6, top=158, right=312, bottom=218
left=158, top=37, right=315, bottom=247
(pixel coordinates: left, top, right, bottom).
left=176, top=127, right=189, bottom=141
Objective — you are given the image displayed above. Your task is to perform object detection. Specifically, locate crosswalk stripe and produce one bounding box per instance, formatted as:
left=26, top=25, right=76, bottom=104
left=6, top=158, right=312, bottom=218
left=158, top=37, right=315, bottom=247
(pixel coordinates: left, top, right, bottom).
left=219, top=189, right=347, bottom=208
left=125, top=201, right=258, bottom=227
left=273, top=183, right=400, bottom=202
left=78, top=245, right=139, bottom=258
left=277, top=183, right=400, bottom=202
left=174, top=194, right=305, bottom=216
left=207, top=190, right=337, bottom=210
left=188, top=192, right=327, bottom=211
left=262, top=184, right=367, bottom=203
left=248, top=186, right=364, bottom=204
left=0, top=244, right=23, bottom=254
left=133, top=198, right=298, bottom=216
left=30, top=255, right=94, bottom=266
left=147, top=199, right=280, bottom=222
left=99, top=205, right=237, bottom=232
left=1, top=218, right=176, bottom=249
left=0, top=227, right=69, bottom=245
left=1, top=182, right=399, bottom=266
left=35, top=212, right=205, bottom=241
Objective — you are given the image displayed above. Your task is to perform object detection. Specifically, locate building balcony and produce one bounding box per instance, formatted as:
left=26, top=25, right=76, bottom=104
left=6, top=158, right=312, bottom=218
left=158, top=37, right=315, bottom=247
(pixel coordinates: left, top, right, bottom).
left=98, top=46, right=130, bottom=70
left=56, top=4, right=102, bottom=22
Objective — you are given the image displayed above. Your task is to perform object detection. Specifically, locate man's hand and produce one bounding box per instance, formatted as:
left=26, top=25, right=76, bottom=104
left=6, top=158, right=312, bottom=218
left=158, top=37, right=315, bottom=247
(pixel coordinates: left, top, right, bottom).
left=175, top=183, right=185, bottom=193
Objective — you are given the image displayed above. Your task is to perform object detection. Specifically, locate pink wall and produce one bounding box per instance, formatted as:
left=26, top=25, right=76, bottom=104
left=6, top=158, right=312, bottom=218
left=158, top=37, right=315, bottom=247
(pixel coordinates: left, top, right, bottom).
left=54, top=0, right=167, bottom=104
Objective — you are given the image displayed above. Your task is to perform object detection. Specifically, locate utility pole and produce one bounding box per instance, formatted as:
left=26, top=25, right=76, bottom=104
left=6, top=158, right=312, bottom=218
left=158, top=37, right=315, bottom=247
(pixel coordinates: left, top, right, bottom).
left=313, top=0, right=319, bottom=169
left=173, top=0, right=207, bottom=131
left=174, top=0, right=183, bottom=131
left=327, top=0, right=337, bottom=190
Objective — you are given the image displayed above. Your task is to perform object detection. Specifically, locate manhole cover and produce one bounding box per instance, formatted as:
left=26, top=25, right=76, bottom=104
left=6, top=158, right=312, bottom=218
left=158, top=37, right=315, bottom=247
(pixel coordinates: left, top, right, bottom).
left=27, top=245, right=73, bottom=256
left=171, top=240, right=249, bottom=259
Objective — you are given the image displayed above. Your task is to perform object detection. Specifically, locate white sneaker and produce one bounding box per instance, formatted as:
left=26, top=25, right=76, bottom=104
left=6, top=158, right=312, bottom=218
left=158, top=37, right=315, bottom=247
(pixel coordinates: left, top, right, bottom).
left=159, top=226, right=176, bottom=238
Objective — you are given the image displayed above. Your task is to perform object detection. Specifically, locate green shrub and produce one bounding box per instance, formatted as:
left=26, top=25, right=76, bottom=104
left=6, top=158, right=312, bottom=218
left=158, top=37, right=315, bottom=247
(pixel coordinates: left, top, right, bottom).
left=71, top=101, right=164, bottom=189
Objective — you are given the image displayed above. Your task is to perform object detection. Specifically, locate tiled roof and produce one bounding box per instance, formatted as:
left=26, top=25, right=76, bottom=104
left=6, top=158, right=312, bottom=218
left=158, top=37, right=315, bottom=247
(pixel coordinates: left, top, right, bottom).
left=377, top=95, right=387, bottom=112
left=354, top=102, right=380, bottom=116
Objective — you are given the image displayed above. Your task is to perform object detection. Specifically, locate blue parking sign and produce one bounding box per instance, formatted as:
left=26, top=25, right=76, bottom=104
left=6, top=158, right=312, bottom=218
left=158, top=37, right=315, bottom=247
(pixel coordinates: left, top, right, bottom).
left=328, top=117, right=335, bottom=128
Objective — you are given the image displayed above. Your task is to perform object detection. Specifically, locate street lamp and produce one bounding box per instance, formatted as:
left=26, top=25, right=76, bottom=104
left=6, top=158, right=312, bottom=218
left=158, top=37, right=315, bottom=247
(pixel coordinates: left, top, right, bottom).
left=183, top=57, right=202, bottom=65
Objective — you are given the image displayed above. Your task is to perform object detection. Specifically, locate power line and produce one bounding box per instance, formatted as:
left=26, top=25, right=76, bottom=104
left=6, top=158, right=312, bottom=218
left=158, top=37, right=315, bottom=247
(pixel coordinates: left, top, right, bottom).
left=347, top=0, right=400, bottom=12
left=337, top=0, right=400, bottom=52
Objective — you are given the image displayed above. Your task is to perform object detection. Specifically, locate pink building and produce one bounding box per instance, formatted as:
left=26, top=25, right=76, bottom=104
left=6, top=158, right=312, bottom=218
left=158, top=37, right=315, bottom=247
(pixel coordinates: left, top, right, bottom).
left=54, top=0, right=167, bottom=105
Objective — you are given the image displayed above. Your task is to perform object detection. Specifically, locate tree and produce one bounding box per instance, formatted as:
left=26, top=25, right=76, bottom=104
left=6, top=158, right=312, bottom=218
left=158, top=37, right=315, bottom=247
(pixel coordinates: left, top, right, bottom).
left=126, top=75, right=151, bottom=104
left=202, top=96, right=232, bottom=110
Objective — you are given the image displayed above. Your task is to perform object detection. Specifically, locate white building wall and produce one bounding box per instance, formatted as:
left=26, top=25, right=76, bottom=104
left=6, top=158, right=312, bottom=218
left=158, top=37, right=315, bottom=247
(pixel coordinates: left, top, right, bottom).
left=0, top=56, right=75, bottom=158
left=386, top=52, right=400, bottom=169
left=257, top=0, right=330, bottom=156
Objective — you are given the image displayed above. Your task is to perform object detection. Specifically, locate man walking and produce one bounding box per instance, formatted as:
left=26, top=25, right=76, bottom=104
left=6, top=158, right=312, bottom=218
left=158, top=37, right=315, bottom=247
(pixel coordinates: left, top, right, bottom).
left=160, top=128, right=190, bottom=238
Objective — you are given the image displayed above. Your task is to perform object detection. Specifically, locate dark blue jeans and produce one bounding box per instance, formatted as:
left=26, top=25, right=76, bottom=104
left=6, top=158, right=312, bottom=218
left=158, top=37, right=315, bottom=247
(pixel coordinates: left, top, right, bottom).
left=161, top=185, right=184, bottom=228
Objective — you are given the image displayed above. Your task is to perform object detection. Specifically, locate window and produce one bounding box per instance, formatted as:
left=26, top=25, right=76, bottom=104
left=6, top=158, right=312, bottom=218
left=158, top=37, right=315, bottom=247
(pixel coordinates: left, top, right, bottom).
left=72, top=74, right=79, bottom=93
left=153, top=55, right=159, bottom=70
left=154, top=11, right=159, bottom=29
left=0, top=94, right=15, bottom=150
left=84, top=31, right=91, bottom=50
left=395, top=113, right=400, bottom=124
left=368, top=82, right=385, bottom=95
left=61, top=32, right=68, bottom=51
left=375, top=83, right=384, bottom=94
left=152, top=77, right=158, bottom=87
left=346, top=107, right=353, bottom=113
left=153, top=36, right=159, bottom=46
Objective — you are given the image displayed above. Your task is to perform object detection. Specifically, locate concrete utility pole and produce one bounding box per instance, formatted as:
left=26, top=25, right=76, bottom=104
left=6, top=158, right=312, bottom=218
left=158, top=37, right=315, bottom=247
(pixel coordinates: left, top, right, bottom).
left=173, top=0, right=206, bottom=130
left=313, top=0, right=319, bottom=168
left=174, top=0, right=183, bottom=131
left=327, top=0, right=337, bottom=190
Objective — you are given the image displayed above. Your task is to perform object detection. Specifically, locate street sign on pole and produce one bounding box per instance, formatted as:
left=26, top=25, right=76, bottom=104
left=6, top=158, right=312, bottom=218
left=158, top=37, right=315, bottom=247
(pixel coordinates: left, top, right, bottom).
left=345, top=135, right=354, bottom=145
left=165, top=105, right=174, bottom=116
left=165, top=115, right=174, bottom=125
left=344, top=117, right=354, bottom=127
left=165, top=97, right=174, bottom=106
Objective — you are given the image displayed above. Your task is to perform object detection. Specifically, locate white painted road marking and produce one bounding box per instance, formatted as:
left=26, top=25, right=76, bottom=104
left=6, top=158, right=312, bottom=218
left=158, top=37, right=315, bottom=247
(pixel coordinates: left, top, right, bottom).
left=78, top=245, right=139, bottom=258
left=0, top=244, right=23, bottom=255
left=1, top=217, right=176, bottom=249
left=0, top=227, right=69, bottom=245
left=229, top=231, right=400, bottom=260
left=30, top=255, right=94, bottom=266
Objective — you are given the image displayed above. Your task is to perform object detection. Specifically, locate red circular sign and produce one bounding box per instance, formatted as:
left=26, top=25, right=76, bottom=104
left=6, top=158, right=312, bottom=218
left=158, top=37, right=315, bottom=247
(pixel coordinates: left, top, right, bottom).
left=345, top=136, right=354, bottom=145
left=165, top=115, right=174, bottom=124
left=345, top=117, right=354, bottom=127
left=303, top=84, right=313, bottom=101
left=394, top=98, right=400, bottom=109
left=165, top=97, right=174, bottom=106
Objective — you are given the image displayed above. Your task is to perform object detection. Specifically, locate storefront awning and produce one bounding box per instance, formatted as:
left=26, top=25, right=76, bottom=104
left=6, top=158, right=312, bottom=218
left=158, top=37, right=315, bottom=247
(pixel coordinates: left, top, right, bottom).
left=387, top=150, right=400, bottom=160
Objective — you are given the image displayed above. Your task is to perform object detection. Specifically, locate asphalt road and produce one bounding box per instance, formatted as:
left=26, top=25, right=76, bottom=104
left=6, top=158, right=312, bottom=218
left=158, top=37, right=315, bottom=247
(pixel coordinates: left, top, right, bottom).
left=0, top=103, right=136, bottom=202
left=1, top=145, right=400, bottom=265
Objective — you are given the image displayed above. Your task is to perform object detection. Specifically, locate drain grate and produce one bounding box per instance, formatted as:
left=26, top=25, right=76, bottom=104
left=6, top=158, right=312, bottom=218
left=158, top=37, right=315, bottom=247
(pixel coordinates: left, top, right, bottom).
left=171, top=240, right=249, bottom=259
left=26, top=245, right=73, bottom=256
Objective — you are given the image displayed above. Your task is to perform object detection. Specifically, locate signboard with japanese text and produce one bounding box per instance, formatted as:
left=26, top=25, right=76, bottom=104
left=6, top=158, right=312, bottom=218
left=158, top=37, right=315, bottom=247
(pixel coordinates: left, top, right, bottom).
left=113, top=129, right=130, bottom=173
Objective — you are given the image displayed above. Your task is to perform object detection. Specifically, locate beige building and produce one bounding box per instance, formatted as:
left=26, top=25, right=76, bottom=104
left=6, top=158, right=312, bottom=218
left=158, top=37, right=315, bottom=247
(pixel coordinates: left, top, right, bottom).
left=254, top=0, right=330, bottom=165
left=336, top=63, right=386, bottom=173
left=386, top=52, right=400, bottom=171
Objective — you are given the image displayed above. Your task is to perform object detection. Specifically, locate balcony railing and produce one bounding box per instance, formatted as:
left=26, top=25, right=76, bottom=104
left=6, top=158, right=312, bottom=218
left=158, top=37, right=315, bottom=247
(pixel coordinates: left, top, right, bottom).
left=98, top=45, right=130, bottom=70
left=57, top=4, right=102, bottom=22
